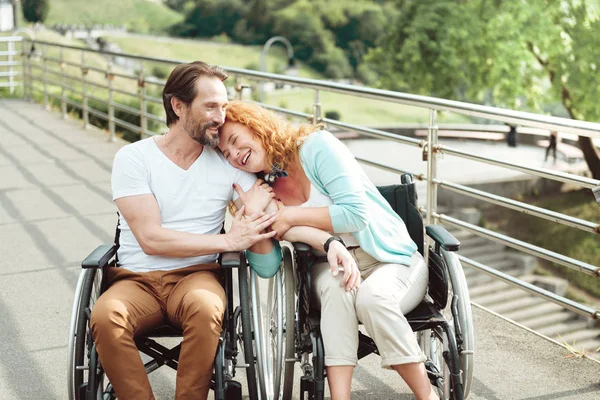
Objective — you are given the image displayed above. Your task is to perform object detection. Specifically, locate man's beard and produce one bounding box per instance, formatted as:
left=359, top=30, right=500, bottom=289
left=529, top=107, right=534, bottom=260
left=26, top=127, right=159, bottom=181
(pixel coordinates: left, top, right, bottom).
left=185, top=119, right=220, bottom=147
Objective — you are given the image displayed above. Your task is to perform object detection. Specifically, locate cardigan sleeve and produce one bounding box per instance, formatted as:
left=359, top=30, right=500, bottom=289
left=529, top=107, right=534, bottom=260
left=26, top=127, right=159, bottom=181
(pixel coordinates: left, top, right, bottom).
left=245, top=241, right=282, bottom=278
left=300, top=131, right=370, bottom=233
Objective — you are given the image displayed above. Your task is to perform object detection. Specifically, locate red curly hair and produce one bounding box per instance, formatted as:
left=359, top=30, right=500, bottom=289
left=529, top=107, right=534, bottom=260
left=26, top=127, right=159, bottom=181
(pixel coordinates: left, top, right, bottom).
left=225, top=100, right=324, bottom=171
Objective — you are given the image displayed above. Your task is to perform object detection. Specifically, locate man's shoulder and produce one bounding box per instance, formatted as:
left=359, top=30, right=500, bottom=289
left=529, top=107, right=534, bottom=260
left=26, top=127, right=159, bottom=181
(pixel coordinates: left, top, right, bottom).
left=115, top=137, right=155, bottom=159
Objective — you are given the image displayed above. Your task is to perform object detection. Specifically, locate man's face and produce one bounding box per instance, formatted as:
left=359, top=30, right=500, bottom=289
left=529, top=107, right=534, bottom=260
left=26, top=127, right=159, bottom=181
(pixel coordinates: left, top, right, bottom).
left=181, top=76, right=228, bottom=147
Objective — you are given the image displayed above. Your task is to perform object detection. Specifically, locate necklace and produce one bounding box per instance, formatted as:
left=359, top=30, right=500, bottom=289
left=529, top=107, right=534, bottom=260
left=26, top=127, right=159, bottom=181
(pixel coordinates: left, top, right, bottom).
left=164, top=131, right=180, bottom=163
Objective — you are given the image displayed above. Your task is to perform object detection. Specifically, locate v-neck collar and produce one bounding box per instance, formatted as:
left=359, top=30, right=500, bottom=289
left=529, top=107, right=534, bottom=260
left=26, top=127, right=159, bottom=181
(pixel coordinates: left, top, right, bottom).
left=152, top=136, right=204, bottom=172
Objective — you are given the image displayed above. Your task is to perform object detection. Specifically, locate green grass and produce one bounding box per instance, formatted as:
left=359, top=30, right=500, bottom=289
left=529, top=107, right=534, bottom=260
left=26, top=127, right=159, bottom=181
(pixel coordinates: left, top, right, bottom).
left=103, top=35, right=322, bottom=79
left=266, top=89, right=471, bottom=126
left=43, top=0, right=183, bottom=34
left=483, top=189, right=600, bottom=299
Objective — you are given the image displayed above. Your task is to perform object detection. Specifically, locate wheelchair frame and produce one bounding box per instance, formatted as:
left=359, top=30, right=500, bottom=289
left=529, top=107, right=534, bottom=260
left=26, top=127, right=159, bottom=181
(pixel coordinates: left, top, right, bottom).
left=66, top=245, right=260, bottom=400
left=251, top=174, right=474, bottom=400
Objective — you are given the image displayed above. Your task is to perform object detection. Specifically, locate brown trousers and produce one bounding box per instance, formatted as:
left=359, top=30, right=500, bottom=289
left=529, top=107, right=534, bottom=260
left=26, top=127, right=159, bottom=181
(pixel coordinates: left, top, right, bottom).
left=90, top=264, right=226, bottom=400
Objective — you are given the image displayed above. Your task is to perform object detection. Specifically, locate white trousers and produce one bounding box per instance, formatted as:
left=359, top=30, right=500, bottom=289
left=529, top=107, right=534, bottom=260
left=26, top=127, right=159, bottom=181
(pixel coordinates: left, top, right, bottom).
left=311, top=248, right=428, bottom=368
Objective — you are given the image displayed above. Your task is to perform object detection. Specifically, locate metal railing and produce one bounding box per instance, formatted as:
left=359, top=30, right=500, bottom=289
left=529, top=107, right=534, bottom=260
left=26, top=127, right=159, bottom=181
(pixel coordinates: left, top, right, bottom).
left=7, top=37, right=600, bottom=322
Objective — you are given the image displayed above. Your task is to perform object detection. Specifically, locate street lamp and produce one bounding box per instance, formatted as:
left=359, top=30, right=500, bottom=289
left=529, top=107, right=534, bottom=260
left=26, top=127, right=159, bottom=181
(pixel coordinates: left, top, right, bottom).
left=259, top=36, right=295, bottom=103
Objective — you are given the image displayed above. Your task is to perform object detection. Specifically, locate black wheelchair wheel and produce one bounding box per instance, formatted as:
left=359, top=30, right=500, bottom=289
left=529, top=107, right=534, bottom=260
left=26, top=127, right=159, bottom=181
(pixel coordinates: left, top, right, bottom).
left=238, top=265, right=259, bottom=400
left=72, top=268, right=114, bottom=400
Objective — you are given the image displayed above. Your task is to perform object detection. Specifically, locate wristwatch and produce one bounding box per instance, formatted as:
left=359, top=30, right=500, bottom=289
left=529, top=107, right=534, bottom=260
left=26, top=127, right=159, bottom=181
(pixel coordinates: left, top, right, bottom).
left=323, top=236, right=346, bottom=253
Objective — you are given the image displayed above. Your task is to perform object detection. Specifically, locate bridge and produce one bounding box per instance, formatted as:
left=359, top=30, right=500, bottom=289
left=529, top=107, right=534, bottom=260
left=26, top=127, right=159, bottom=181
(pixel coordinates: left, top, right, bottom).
left=1, top=35, right=600, bottom=399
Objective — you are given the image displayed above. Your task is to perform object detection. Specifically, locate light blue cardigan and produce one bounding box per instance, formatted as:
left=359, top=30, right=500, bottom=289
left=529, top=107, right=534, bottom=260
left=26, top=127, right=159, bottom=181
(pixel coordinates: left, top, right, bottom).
left=247, top=130, right=417, bottom=278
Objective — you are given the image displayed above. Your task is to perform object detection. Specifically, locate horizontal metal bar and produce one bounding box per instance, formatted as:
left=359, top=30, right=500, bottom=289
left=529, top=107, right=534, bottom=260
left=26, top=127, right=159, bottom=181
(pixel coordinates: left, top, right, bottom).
left=144, top=112, right=166, bottom=124
left=0, top=71, right=19, bottom=77
left=64, top=97, right=82, bottom=109
left=110, top=71, right=138, bottom=81
left=458, top=255, right=599, bottom=320
left=27, top=39, right=600, bottom=138
left=355, top=157, right=420, bottom=178
left=0, top=51, right=18, bottom=56
left=145, top=77, right=167, bottom=86
left=325, top=119, right=424, bottom=147
left=144, top=95, right=162, bottom=105
left=87, top=107, right=109, bottom=120
left=114, top=117, right=142, bottom=133
left=259, top=103, right=311, bottom=120
left=111, top=87, right=138, bottom=97
left=87, top=94, right=108, bottom=105
left=0, top=37, right=23, bottom=42
left=436, top=180, right=599, bottom=234
left=0, top=82, right=19, bottom=88
left=438, top=214, right=599, bottom=277
left=0, top=61, right=19, bottom=66
left=112, top=102, right=141, bottom=116
left=259, top=102, right=423, bottom=146
left=439, top=144, right=600, bottom=190
left=85, top=65, right=107, bottom=75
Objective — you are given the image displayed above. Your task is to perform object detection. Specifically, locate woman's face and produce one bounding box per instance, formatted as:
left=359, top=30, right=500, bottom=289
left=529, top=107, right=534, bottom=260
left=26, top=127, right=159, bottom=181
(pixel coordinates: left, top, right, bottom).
left=218, top=121, right=268, bottom=173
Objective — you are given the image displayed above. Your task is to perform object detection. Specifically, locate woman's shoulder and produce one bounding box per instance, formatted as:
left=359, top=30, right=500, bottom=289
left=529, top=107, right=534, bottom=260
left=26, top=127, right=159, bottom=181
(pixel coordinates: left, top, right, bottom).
left=300, top=130, right=341, bottom=154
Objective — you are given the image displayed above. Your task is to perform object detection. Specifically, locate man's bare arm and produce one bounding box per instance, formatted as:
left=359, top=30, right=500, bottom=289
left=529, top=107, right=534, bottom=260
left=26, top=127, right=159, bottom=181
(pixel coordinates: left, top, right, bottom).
left=116, top=194, right=276, bottom=257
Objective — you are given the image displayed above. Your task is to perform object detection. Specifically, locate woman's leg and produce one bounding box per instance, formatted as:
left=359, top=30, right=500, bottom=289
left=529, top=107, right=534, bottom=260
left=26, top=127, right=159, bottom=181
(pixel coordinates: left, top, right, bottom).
left=355, top=250, right=434, bottom=399
left=311, top=261, right=359, bottom=400
left=392, top=363, right=439, bottom=400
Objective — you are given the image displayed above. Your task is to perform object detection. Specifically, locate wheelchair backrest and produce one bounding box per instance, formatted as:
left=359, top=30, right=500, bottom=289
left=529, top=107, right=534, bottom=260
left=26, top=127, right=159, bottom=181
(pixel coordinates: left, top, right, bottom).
left=376, top=174, right=424, bottom=256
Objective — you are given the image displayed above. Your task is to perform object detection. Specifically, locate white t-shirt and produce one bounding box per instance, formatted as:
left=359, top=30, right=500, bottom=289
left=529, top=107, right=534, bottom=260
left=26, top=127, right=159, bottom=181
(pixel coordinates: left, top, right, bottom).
left=111, top=137, right=256, bottom=272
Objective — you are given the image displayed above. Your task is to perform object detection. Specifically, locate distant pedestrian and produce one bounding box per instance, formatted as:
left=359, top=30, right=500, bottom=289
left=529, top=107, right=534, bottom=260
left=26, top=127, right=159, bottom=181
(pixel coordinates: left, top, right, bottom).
left=545, top=131, right=558, bottom=163
left=507, top=124, right=518, bottom=147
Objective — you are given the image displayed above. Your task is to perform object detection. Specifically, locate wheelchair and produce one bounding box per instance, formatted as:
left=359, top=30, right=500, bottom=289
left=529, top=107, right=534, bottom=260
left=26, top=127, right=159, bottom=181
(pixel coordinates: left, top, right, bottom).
left=67, top=244, right=260, bottom=400
left=253, top=173, right=475, bottom=400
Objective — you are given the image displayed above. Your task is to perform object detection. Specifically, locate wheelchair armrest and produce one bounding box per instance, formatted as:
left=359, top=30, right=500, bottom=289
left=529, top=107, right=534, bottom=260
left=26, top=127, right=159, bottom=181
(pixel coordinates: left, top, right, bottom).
left=425, top=225, right=460, bottom=252
left=221, top=251, right=243, bottom=268
left=292, top=242, right=313, bottom=256
left=82, top=244, right=117, bottom=269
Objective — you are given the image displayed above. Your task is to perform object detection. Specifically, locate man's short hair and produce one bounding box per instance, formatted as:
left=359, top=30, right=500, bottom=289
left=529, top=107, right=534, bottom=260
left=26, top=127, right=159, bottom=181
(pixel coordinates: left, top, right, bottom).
left=162, top=61, right=228, bottom=127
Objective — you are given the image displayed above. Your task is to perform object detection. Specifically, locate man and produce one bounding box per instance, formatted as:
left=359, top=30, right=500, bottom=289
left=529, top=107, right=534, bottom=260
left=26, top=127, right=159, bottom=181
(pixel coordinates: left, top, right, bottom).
left=90, top=61, right=279, bottom=400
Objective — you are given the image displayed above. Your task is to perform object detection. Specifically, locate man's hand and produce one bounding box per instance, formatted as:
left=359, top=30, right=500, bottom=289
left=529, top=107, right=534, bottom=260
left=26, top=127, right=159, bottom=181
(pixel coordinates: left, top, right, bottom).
left=327, top=240, right=361, bottom=291
left=271, top=201, right=293, bottom=240
left=225, top=206, right=277, bottom=251
left=234, top=179, right=274, bottom=215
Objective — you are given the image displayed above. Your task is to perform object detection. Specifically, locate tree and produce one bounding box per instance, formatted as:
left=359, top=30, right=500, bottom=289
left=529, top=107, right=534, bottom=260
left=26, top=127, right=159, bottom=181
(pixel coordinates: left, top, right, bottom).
left=366, top=0, right=600, bottom=178
left=21, top=0, right=49, bottom=24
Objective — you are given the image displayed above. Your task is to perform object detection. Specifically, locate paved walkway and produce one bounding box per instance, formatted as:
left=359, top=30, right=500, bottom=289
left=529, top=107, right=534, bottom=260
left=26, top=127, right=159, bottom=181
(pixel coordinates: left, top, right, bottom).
left=0, top=99, right=599, bottom=399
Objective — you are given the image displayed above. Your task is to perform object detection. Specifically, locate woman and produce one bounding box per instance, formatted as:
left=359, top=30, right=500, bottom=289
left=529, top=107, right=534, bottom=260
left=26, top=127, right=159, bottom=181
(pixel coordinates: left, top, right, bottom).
left=219, top=100, right=436, bottom=400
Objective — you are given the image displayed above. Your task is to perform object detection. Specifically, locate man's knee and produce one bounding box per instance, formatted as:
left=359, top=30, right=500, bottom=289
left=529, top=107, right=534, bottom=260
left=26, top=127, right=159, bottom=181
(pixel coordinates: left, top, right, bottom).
left=180, top=289, right=225, bottom=326
left=90, top=298, right=130, bottom=340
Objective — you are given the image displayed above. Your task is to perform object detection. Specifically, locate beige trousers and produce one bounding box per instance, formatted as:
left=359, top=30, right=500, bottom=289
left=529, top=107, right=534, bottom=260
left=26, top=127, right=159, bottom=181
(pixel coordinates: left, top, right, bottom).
left=311, top=248, right=428, bottom=368
left=90, top=264, right=226, bottom=400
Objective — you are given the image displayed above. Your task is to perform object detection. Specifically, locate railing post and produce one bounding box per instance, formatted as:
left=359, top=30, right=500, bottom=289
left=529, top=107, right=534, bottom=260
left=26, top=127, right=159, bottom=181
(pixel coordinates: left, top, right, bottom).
left=60, top=47, right=67, bottom=118
left=138, top=63, right=147, bottom=139
left=235, top=76, right=243, bottom=100
left=42, top=44, right=48, bottom=109
left=312, top=90, right=321, bottom=124
left=426, top=109, right=439, bottom=225
left=81, top=51, right=88, bottom=128
left=107, top=61, right=115, bottom=142
left=21, top=40, right=30, bottom=101
left=8, top=39, right=14, bottom=95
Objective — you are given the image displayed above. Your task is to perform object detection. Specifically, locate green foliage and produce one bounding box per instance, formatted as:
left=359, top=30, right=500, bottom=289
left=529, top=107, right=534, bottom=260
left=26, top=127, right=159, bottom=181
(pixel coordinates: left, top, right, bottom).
left=169, top=0, right=392, bottom=80
left=175, top=0, right=248, bottom=38
left=43, top=0, right=183, bottom=34
left=324, top=110, right=341, bottom=120
left=484, top=189, right=600, bottom=298
left=22, top=0, right=50, bottom=23
left=366, top=0, right=600, bottom=119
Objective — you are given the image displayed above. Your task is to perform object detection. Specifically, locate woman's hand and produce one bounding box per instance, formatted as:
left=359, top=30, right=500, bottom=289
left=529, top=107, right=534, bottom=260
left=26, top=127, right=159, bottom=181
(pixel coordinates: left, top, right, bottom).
left=327, top=240, right=361, bottom=291
left=234, top=179, right=275, bottom=216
